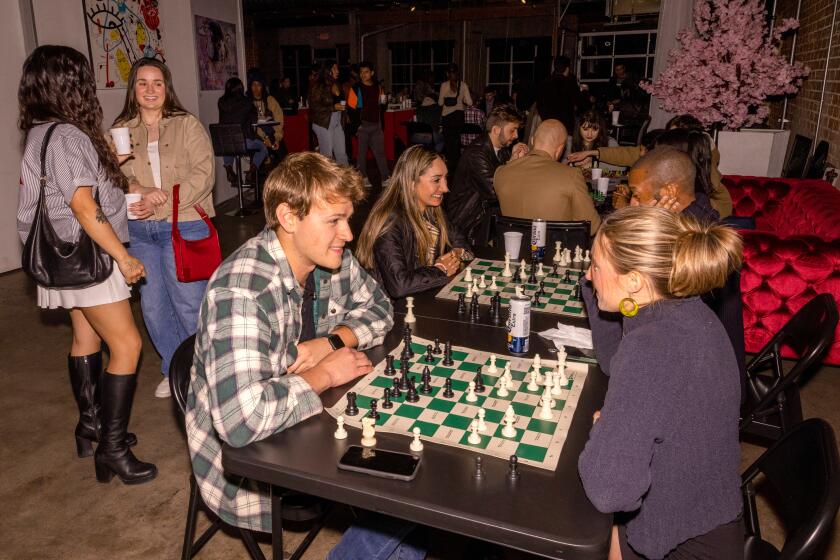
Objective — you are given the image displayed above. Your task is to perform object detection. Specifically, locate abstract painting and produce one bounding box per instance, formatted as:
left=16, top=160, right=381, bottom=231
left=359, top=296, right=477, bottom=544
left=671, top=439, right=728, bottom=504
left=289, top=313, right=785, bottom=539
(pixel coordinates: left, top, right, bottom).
left=194, top=15, right=238, bottom=90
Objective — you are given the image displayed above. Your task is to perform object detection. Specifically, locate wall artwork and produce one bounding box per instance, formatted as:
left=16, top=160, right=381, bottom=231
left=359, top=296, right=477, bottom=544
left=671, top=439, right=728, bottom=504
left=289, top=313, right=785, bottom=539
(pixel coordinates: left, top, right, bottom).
left=194, top=15, right=238, bottom=91
left=83, top=0, right=165, bottom=89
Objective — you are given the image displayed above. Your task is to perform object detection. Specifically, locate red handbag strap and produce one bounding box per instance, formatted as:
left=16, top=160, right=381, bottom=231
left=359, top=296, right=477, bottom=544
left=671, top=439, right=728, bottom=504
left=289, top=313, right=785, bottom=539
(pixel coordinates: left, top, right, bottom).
left=171, top=184, right=212, bottom=228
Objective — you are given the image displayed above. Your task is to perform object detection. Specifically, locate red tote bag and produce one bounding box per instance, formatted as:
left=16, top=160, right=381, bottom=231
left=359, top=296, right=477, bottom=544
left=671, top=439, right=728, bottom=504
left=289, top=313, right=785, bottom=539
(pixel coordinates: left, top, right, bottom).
left=171, top=184, right=222, bottom=282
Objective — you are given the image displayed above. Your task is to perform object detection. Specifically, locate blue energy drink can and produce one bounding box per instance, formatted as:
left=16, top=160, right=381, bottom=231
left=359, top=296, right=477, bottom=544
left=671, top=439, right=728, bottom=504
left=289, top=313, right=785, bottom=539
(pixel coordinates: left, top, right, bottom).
left=506, top=295, right=531, bottom=354
left=531, top=219, right=546, bottom=260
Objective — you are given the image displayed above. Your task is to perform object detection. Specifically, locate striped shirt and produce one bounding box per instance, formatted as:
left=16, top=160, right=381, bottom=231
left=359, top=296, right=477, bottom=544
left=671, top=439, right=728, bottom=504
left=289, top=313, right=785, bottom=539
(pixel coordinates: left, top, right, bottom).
left=18, top=123, right=128, bottom=244
left=185, top=227, right=394, bottom=532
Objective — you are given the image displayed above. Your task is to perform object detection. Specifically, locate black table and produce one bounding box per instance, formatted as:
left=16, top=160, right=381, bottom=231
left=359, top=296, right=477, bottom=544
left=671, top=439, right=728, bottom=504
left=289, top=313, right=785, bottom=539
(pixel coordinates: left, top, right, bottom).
left=222, top=315, right=611, bottom=559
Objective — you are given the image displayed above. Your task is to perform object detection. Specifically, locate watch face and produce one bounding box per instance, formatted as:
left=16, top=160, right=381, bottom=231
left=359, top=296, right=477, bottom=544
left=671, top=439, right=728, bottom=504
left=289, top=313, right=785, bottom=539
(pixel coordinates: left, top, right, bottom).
left=329, top=334, right=344, bottom=350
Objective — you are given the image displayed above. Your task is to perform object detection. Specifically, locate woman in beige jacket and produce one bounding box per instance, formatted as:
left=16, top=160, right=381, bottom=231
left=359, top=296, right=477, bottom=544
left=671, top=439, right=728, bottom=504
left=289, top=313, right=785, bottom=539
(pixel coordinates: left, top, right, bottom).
left=114, top=58, right=215, bottom=398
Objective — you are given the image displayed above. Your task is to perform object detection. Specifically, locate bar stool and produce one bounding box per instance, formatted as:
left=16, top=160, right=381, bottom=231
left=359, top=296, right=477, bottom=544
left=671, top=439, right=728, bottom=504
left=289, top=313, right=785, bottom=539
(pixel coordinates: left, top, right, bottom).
left=209, top=123, right=260, bottom=217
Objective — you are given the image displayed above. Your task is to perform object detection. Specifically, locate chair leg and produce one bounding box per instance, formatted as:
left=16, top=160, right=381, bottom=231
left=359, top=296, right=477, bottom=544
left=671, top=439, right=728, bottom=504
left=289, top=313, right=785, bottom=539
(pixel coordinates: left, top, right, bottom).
left=289, top=503, right=333, bottom=560
left=234, top=156, right=255, bottom=217
left=182, top=476, right=200, bottom=560
left=239, top=528, right=267, bottom=560
left=271, top=487, right=285, bottom=560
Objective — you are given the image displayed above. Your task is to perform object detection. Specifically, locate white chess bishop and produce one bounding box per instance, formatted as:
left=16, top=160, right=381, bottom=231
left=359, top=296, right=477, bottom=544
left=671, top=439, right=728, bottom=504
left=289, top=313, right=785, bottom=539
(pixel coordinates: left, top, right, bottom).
left=502, top=253, right=512, bottom=278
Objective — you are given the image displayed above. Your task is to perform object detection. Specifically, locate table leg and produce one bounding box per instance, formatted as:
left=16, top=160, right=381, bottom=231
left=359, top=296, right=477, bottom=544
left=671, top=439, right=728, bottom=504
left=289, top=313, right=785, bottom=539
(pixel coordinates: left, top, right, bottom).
left=271, top=487, right=284, bottom=560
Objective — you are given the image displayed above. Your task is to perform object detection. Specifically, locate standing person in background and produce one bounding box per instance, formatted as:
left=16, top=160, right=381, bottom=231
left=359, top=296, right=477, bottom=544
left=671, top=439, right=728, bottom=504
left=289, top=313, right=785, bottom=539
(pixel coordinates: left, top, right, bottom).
left=461, top=91, right=486, bottom=148
left=347, top=61, right=390, bottom=187
left=114, top=58, right=215, bottom=399
left=536, top=56, right=584, bottom=135
left=247, top=70, right=284, bottom=173
left=477, top=86, right=497, bottom=116
left=308, top=60, right=349, bottom=165
left=413, top=70, right=435, bottom=106
left=17, top=45, right=156, bottom=484
left=438, top=63, right=472, bottom=171
left=273, top=76, right=298, bottom=111
left=218, top=77, right=265, bottom=187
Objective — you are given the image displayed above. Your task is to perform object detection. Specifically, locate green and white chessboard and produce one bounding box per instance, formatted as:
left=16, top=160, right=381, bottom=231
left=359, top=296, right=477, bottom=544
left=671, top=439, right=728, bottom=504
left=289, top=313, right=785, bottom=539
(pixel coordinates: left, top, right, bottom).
left=326, top=336, right=589, bottom=471
left=435, top=259, right=587, bottom=318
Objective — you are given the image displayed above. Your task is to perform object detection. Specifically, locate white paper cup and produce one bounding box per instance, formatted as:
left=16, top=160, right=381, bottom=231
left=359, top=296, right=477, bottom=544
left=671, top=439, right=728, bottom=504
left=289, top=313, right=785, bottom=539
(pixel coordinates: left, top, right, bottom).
left=125, top=193, right=142, bottom=220
left=611, top=111, right=620, bottom=126
left=503, top=231, right=523, bottom=260
left=109, top=127, right=132, bottom=156
left=597, top=177, right=610, bottom=195
left=379, top=94, right=388, bottom=104
left=591, top=168, right=602, bottom=181
left=340, top=100, right=346, bottom=107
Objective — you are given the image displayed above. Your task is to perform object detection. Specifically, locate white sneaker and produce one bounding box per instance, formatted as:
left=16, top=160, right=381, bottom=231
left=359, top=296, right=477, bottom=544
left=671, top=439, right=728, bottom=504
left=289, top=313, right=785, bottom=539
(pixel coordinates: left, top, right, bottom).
left=155, top=378, right=171, bottom=398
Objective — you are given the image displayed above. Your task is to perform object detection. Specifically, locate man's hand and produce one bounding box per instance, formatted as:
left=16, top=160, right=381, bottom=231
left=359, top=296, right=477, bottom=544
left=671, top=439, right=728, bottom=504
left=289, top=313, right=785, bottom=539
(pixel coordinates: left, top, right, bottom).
left=652, top=194, right=681, bottom=213
left=288, top=337, right=333, bottom=374
left=319, top=348, right=373, bottom=387
left=592, top=410, right=601, bottom=424
left=567, top=150, right=598, bottom=163
left=612, top=185, right=630, bottom=209
left=511, top=142, right=530, bottom=161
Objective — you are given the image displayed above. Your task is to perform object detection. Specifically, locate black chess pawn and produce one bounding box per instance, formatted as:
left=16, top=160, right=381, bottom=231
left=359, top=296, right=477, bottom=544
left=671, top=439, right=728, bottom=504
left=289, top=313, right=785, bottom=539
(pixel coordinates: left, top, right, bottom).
left=507, top=455, right=520, bottom=480
left=345, top=392, right=359, bottom=416
left=489, top=294, right=499, bottom=322
left=528, top=258, right=538, bottom=284
left=574, top=281, right=581, bottom=300
left=456, top=293, right=467, bottom=315
left=551, top=263, right=558, bottom=277
left=474, top=367, right=485, bottom=393
left=564, top=269, right=571, bottom=283
left=442, top=377, right=454, bottom=398
left=432, top=338, right=442, bottom=354
left=512, top=266, right=521, bottom=284
left=384, top=354, right=396, bottom=376
left=533, top=293, right=541, bottom=307
left=403, top=332, right=414, bottom=358
left=538, top=280, right=546, bottom=297
left=382, top=388, right=394, bottom=409
left=420, top=371, right=432, bottom=395
left=442, top=341, right=454, bottom=366
left=424, top=344, right=434, bottom=363
left=391, top=377, right=402, bottom=398
left=367, top=399, right=380, bottom=420
left=405, top=381, right=419, bottom=403
left=399, top=370, right=410, bottom=391
left=490, top=294, right=503, bottom=324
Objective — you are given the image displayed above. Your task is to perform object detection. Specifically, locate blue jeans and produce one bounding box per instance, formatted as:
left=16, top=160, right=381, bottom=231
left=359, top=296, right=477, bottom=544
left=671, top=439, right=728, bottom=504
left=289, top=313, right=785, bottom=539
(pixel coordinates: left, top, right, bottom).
left=223, top=138, right=268, bottom=169
left=313, top=111, right=349, bottom=165
left=327, top=514, right=425, bottom=560
left=127, top=219, right=209, bottom=376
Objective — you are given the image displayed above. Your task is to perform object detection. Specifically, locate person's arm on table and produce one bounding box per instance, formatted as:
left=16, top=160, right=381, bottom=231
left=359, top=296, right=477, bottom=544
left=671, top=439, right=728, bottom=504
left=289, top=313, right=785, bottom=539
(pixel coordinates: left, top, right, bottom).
left=593, top=145, right=642, bottom=168
left=580, top=281, right=622, bottom=375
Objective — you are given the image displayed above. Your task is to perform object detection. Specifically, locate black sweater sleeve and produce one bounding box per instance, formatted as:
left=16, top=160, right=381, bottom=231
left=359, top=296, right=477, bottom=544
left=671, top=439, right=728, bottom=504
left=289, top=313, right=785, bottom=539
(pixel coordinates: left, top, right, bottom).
left=373, top=223, right=449, bottom=300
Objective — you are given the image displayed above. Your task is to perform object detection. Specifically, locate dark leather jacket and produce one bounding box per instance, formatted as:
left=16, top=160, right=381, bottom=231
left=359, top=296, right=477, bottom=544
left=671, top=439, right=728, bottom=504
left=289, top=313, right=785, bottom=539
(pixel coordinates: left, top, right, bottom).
left=308, top=82, right=336, bottom=129
left=371, top=213, right=471, bottom=300
left=445, top=134, right=510, bottom=240
left=218, top=94, right=258, bottom=140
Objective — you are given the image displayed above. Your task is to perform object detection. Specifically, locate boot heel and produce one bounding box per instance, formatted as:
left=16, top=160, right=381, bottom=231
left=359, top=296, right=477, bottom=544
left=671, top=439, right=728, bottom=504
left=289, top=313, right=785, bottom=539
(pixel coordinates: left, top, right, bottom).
left=95, top=462, right=115, bottom=483
left=76, top=435, right=94, bottom=458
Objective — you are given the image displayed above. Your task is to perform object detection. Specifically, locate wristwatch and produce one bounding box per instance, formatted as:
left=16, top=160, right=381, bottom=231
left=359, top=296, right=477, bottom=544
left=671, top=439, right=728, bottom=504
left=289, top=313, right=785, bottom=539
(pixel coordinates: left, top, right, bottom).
left=327, top=333, right=345, bottom=350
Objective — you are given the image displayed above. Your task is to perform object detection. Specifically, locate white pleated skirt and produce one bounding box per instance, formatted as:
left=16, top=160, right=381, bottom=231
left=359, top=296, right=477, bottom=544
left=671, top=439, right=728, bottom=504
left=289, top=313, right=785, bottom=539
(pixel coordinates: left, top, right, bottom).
left=37, top=265, right=131, bottom=309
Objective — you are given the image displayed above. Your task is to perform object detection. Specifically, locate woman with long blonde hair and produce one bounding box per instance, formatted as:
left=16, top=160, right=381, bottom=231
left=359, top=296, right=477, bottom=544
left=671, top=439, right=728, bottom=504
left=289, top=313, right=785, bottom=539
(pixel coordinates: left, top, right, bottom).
left=357, top=145, right=471, bottom=299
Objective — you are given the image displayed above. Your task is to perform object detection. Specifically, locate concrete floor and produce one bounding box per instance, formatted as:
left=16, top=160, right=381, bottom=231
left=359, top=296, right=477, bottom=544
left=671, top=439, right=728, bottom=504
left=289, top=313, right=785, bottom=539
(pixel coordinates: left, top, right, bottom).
left=2, top=203, right=838, bottom=559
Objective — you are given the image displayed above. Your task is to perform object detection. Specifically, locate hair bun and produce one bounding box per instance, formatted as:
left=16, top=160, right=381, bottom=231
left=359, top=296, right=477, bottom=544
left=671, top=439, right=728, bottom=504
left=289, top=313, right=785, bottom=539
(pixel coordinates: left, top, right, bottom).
left=668, top=215, right=743, bottom=297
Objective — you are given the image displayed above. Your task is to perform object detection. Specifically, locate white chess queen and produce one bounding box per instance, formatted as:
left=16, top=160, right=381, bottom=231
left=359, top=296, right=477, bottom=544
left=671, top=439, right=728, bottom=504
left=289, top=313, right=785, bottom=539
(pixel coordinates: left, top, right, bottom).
left=357, top=146, right=473, bottom=299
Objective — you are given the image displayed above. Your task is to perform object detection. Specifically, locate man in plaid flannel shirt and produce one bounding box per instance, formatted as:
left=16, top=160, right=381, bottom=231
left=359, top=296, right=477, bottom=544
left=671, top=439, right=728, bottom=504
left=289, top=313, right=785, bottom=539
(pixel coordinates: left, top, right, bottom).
left=185, top=153, right=424, bottom=558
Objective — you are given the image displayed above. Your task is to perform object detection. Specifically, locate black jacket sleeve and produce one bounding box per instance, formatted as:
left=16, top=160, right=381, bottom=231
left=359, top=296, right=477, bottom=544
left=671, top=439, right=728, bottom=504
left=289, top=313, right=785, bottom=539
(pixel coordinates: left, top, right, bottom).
left=445, top=216, right=472, bottom=254
left=373, top=222, right=449, bottom=300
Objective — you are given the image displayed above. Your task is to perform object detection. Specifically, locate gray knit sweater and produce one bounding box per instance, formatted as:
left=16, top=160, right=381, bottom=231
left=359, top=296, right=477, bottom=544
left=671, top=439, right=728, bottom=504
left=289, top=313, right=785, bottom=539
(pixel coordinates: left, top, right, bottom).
left=578, top=282, right=742, bottom=559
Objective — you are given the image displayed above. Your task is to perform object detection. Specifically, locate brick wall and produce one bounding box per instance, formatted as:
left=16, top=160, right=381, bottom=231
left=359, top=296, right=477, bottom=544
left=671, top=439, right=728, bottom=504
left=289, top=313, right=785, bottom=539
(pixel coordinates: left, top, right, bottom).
left=768, top=0, right=840, bottom=174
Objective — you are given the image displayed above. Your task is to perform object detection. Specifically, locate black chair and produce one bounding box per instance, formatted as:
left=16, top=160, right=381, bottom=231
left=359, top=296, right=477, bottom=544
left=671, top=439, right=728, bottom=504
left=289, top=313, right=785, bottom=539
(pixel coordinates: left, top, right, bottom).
left=460, top=122, right=484, bottom=145
left=616, top=115, right=651, bottom=146
left=804, top=140, right=829, bottom=180
left=739, top=294, right=838, bottom=443
left=404, top=121, right=436, bottom=150
left=209, top=123, right=260, bottom=217
left=783, top=134, right=813, bottom=179
left=493, top=216, right=591, bottom=262
left=169, top=336, right=330, bottom=560
left=742, top=418, right=840, bottom=559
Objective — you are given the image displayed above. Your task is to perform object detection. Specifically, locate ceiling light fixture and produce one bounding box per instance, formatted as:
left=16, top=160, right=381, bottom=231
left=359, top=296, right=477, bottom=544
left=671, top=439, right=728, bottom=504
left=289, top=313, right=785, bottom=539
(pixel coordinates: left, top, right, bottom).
left=410, top=4, right=416, bottom=11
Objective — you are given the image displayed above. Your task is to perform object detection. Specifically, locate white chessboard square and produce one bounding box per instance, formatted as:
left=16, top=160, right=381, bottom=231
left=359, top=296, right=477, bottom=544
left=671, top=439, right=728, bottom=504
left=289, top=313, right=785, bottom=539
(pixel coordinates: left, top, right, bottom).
left=435, top=426, right=466, bottom=445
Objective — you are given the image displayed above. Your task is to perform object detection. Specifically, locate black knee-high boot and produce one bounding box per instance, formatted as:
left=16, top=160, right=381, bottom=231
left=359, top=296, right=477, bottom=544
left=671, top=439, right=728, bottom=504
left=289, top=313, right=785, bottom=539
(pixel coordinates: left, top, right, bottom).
left=94, top=372, right=157, bottom=485
left=68, top=353, right=137, bottom=458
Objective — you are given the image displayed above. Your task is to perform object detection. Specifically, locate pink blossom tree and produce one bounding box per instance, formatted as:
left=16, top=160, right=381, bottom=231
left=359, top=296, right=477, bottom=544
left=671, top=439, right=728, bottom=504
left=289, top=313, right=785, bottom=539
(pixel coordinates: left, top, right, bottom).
left=642, top=0, right=808, bottom=130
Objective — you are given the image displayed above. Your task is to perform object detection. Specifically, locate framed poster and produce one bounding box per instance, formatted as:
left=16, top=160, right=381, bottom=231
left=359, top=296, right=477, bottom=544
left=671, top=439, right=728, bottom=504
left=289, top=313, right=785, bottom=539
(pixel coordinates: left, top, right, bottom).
left=194, top=15, right=238, bottom=91
left=83, top=0, right=165, bottom=89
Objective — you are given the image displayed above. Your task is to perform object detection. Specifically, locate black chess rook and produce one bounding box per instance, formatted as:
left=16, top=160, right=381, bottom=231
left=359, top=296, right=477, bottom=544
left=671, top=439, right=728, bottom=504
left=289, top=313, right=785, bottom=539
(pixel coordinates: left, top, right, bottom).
left=367, top=399, right=380, bottom=420
left=384, top=354, right=396, bottom=376
left=433, top=338, right=442, bottom=354
left=345, top=392, right=359, bottom=416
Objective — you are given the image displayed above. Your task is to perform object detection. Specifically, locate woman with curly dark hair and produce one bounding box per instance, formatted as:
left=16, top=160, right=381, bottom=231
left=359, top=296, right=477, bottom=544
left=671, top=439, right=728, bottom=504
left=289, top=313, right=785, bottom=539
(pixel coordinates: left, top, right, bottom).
left=16, top=45, right=156, bottom=484
left=114, top=57, right=215, bottom=399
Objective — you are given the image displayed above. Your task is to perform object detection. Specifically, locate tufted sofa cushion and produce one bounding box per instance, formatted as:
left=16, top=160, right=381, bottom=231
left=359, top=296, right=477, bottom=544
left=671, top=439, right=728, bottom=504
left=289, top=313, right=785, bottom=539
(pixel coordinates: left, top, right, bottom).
left=723, top=176, right=840, bottom=365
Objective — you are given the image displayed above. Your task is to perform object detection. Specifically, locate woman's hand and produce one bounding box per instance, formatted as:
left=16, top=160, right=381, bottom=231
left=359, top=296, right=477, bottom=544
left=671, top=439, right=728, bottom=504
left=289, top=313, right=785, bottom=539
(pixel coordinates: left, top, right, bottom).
left=652, top=194, right=681, bottom=213
left=592, top=410, right=601, bottom=424
left=129, top=188, right=167, bottom=220
left=117, top=255, right=146, bottom=284
left=434, top=251, right=461, bottom=276
left=567, top=150, right=598, bottom=163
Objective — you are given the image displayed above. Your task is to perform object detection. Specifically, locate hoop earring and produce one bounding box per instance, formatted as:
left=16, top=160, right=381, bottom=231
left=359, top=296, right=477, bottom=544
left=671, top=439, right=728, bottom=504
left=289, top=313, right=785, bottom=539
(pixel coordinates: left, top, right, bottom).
left=619, top=297, right=639, bottom=318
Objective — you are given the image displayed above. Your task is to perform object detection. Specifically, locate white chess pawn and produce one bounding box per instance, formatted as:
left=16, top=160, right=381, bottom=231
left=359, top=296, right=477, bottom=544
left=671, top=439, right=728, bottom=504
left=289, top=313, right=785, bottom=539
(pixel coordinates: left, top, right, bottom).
left=584, top=249, right=591, bottom=263
left=468, top=419, right=482, bottom=444
left=472, top=277, right=479, bottom=295
left=466, top=381, right=478, bottom=402
left=551, top=366, right=563, bottom=396
left=574, top=245, right=582, bottom=263
left=409, top=427, right=424, bottom=452
left=490, top=275, right=498, bottom=290
left=502, top=412, right=517, bottom=438
left=464, top=266, right=473, bottom=282
left=536, top=262, right=545, bottom=277
left=334, top=415, right=348, bottom=440
left=487, top=354, right=498, bottom=374
left=477, top=408, right=487, bottom=432
left=527, top=368, right=540, bottom=391
left=504, top=404, right=516, bottom=422
left=539, top=389, right=554, bottom=420
left=503, top=362, right=512, bottom=383
left=553, top=240, right=563, bottom=263
left=405, top=296, right=416, bottom=323
left=360, top=417, right=377, bottom=447
left=533, top=354, right=542, bottom=374
left=563, top=248, right=572, bottom=266
left=502, top=254, right=512, bottom=278
left=497, top=375, right=509, bottom=397
left=479, top=274, right=487, bottom=289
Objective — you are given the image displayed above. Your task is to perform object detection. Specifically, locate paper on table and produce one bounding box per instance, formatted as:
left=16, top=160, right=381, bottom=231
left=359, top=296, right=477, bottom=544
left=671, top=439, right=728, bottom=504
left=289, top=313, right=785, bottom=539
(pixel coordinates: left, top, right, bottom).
left=538, top=323, right=594, bottom=350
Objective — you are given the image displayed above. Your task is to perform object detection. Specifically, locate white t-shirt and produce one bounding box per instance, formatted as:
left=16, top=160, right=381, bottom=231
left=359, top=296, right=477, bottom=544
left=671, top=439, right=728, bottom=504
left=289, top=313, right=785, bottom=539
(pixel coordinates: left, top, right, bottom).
left=147, top=140, right=162, bottom=189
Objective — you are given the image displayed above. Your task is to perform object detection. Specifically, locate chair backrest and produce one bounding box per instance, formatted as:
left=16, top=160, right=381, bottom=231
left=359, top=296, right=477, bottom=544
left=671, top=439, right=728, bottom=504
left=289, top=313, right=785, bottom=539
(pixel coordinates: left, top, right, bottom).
left=209, top=123, right=249, bottom=158
left=741, top=294, right=839, bottom=431
left=405, top=122, right=435, bottom=148
left=493, top=216, right=591, bottom=261
left=168, top=334, right=197, bottom=416
left=784, top=134, right=813, bottom=179
left=742, top=418, right=840, bottom=558
left=804, top=140, right=829, bottom=180
left=634, top=115, right=652, bottom=146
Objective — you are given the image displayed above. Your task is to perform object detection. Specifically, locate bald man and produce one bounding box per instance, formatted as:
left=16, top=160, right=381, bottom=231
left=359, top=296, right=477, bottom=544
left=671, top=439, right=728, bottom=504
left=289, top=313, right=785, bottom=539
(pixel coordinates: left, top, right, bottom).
left=495, top=119, right=601, bottom=231
left=626, top=146, right=719, bottom=223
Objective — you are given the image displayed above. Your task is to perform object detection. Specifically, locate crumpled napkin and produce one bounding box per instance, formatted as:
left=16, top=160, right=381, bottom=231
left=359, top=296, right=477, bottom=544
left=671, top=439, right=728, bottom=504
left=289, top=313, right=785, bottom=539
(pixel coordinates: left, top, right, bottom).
left=538, top=322, right=593, bottom=350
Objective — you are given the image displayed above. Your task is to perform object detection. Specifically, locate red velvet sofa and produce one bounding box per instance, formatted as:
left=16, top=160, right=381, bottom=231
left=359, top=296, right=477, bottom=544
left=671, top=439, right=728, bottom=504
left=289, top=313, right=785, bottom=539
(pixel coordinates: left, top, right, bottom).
left=722, top=175, right=840, bottom=365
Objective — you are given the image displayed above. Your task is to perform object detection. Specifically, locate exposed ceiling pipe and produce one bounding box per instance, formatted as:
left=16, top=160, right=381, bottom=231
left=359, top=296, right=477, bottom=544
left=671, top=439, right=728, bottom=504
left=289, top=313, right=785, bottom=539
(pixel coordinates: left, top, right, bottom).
left=780, top=0, right=803, bottom=129
left=360, top=23, right=406, bottom=61
left=812, top=0, right=838, bottom=156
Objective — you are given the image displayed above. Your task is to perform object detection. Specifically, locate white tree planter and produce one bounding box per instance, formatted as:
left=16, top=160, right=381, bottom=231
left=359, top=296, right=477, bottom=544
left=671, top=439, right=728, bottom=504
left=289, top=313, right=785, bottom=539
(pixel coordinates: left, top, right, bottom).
left=717, top=129, right=790, bottom=177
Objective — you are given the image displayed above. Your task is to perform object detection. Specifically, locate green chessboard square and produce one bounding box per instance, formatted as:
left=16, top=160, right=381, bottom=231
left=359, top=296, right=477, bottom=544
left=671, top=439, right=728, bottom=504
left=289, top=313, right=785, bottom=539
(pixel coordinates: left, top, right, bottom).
left=492, top=424, right=524, bottom=442
left=431, top=366, right=454, bottom=378
left=355, top=395, right=373, bottom=410
left=542, top=281, right=558, bottom=288
left=487, top=266, right=504, bottom=273
left=555, top=288, right=572, bottom=295
left=427, top=398, right=456, bottom=413
left=411, top=420, right=440, bottom=437
left=458, top=362, right=481, bottom=373
left=418, top=386, right=440, bottom=398
left=375, top=412, right=392, bottom=426
left=416, top=356, right=441, bottom=367
left=548, top=298, right=566, bottom=305
left=509, top=369, right=527, bottom=381
left=501, top=287, right=515, bottom=293
left=459, top=431, right=491, bottom=448
left=475, top=260, right=493, bottom=266
left=395, top=404, right=423, bottom=419
left=442, top=414, right=473, bottom=430
left=452, top=285, right=467, bottom=293
left=511, top=402, right=536, bottom=417
left=449, top=378, right=469, bottom=392
left=451, top=349, right=468, bottom=361
left=527, top=418, right=558, bottom=434
left=484, top=408, right=504, bottom=424
left=410, top=342, right=426, bottom=355
left=371, top=376, right=395, bottom=389
left=516, top=443, right=548, bottom=462
left=518, top=383, right=542, bottom=395
left=500, top=297, right=511, bottom=305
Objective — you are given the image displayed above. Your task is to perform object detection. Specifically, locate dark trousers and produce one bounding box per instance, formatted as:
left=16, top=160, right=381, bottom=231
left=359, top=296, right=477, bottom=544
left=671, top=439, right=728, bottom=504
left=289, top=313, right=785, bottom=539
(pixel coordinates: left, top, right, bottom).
left=619, top=517, right=744, bottom=560
left=357, top=121, right=389, bottom=179
left=441, top=110, right=464, bottom=172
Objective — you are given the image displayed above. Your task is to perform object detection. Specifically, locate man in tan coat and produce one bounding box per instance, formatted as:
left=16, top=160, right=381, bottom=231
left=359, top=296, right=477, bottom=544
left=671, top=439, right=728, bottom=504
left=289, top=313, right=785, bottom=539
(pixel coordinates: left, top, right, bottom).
left=495, top=119, right=601, bottom=232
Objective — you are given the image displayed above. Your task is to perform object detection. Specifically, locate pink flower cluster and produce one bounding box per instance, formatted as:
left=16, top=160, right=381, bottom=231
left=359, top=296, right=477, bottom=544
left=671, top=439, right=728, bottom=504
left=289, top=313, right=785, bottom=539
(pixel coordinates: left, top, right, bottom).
left=642, top=0, right=809, bottom=130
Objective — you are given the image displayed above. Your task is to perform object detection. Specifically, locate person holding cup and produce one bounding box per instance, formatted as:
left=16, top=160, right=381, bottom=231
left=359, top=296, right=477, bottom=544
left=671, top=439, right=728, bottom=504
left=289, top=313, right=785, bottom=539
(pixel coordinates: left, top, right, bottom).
left=347, top=61, right=390, bottom=186
left=357, top=146, right=472, bottom=299
left=308, top=60, right=349, bottom=165
left=113, top=57, right=215, bottom=399
left=17, top=45, right=156, bottom=484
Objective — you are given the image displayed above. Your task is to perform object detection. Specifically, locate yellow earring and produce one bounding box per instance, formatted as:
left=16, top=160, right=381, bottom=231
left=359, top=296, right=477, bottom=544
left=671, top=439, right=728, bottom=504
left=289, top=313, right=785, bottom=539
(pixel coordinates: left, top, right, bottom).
left=619, top=297, right=639, bottom=317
